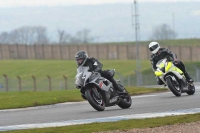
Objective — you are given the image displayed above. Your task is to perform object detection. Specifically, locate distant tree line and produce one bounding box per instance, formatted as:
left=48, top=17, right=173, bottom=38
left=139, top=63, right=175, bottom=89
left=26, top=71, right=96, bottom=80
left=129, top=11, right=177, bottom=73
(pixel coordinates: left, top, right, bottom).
left=0, top=26, right=94, bottom=45
left=0, top=24, right=177, bottom=45
left=149, top=24, right=177, bottom=40
left=57, top=28, right=94, bottom=44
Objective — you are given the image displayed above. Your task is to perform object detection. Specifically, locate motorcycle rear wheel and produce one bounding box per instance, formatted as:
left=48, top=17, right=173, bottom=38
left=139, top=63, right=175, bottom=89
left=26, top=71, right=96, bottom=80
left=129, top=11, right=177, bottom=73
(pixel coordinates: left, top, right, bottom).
left=186, top=84, right=195, bottom=95
left=117, top=85, right=132, bottom=109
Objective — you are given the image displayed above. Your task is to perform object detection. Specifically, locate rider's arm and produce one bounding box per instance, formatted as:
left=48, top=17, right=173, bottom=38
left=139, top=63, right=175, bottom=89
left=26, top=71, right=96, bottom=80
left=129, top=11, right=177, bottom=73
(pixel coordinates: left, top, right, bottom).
left=150, top=56, right=156, bottom=71
left=91, top=57, right=103, bottom=72
left=164, top=48, right=177, bottom=60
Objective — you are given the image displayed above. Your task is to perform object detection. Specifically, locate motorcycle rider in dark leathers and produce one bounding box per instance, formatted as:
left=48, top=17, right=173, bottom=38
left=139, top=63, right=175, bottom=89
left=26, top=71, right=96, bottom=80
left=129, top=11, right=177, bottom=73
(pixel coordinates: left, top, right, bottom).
left=149, top=42, right=194, bottom=85
left=75, top=50, right=126, bottom=95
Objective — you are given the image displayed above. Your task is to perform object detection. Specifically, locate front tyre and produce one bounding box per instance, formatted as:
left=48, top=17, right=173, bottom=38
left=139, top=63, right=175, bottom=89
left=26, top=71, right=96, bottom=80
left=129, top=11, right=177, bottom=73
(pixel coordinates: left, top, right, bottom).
left=85, top=89, right=105, bottom=111
left=166, top=77, right=181, bottom=97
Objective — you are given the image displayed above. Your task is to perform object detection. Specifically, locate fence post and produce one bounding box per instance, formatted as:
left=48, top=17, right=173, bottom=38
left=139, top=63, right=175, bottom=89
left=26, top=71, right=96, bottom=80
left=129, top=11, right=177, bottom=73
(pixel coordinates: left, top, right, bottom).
left=135, top=70, right=143, bottom=86
left=128, top=76, right=130, bottom=87
left=193, top=65, right=200, bottom=82
left=47, top=75, right=52, bottom=91
left=32, top=76, right=36, bottom=91
left=34, top=44, right=36, bottom=59
left=0, top=45, right=3, bottom=59
left=63, top=75, right=68, bottom=90
left=3, top=74, right=8, bottom=92
left=17, top=76, right=21, bottom=91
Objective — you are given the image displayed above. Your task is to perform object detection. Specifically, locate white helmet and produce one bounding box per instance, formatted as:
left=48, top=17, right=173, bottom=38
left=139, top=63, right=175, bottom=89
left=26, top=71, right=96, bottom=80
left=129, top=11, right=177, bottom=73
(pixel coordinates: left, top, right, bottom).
left=149, top=42, right=160, bottom=54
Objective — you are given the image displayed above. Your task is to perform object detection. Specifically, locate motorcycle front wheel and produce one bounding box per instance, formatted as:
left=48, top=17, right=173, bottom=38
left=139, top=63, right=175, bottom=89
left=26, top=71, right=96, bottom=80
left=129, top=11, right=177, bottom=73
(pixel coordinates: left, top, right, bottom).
left=166, top=77, right=181, bottom=97
left=85, top=89, right=105, bottom=111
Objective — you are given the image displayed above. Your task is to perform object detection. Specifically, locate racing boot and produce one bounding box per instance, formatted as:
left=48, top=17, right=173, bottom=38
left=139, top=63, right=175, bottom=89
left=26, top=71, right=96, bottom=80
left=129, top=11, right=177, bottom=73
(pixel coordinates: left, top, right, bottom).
left=176, top=61, right=194, bottom=84
left=117, top=85, right=127, bottom=94
left=111, top=80, right=127, bottom=94
left=183, top=71, right=194, bottom=84
left=113, top=82, right=127, bottom=94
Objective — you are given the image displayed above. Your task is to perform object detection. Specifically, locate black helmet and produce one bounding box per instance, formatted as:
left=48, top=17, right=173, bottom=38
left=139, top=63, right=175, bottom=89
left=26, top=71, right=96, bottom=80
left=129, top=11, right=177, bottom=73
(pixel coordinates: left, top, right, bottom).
left=75, top=51, right=88, bottom=66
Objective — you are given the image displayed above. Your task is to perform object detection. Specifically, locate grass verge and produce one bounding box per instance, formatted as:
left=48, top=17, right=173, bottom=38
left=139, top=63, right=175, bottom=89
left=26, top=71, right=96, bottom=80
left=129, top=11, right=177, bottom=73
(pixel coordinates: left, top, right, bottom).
left=0, top=87, right=167, bottom=110
left=2, top=113, right=200, bottom=133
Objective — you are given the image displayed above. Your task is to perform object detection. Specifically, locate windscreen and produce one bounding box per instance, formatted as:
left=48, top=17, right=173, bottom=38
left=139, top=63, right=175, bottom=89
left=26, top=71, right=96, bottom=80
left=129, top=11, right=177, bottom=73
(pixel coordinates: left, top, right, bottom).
left=156, top=59, right=165, bottom=68
left=75, top=66, right=89, bottom=87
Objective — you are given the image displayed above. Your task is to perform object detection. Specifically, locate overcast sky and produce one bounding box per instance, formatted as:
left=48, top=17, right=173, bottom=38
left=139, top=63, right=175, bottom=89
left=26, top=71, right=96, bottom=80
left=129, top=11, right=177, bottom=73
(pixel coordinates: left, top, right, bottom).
left=0, top=0, right=199, bottom=42
left=0, top=0, right=199, bottom=7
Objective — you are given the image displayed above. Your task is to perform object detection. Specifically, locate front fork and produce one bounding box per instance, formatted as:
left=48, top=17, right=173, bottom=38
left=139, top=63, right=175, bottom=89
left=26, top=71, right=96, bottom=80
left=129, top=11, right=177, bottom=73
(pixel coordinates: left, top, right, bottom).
left=171, top=76, right=179, bottom=86
left=91, top=86, right=101, bottom=99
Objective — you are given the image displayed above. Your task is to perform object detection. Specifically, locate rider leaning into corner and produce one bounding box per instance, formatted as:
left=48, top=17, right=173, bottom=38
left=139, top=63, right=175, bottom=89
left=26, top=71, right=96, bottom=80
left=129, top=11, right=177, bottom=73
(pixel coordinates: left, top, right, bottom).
left=75, top=50, right=127, bottom=94
left=148, top=41, right=194, bottom=85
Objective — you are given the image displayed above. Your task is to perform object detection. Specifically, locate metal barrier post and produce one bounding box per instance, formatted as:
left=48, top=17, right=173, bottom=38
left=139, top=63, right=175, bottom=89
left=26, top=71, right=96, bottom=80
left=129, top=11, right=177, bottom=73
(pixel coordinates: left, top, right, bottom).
left=17, top=76, right=21, bottom=91
left=63, top=75, right=68, bottom=90
left=193, top=65, right=200, bottom=82
left=47, top=75, right=52, bottom=91
left=3, top=74, right=8, bottom=92
left=32, top=76, right=36, bottom=91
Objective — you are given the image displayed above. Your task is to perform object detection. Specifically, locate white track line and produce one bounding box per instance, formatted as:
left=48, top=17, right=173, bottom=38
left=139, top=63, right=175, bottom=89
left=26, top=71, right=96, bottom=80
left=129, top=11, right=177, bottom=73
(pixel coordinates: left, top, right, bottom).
left=0, top=108, right=200, bottom=131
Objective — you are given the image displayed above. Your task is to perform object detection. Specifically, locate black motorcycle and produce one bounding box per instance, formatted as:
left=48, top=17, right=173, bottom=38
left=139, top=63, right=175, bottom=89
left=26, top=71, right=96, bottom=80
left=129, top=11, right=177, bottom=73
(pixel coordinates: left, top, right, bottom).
left=75, top=66, right=132, bottom=111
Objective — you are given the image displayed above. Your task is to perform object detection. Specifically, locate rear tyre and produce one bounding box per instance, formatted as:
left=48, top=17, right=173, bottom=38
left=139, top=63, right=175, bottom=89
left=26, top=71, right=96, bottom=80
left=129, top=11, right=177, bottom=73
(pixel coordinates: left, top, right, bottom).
left=166, top=77, right=181, bottom=97
left=85, top=89, right=105, bottom=111
left=186, top=84, right=195, bottom=95
left=117, top=85, right=132, bottom=109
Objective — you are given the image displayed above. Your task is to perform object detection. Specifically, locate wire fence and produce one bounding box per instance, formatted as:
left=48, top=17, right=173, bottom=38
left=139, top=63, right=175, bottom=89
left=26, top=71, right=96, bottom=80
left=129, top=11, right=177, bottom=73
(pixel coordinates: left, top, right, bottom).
left=119, top=68, right=200, bottom=87
left=0, top=66, right=199, bottom=92
left=0, top=76, right=70, bottom=92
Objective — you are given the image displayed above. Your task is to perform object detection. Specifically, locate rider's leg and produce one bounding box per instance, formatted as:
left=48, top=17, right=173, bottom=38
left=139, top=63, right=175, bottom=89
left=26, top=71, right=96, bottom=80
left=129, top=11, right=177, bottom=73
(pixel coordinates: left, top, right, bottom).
left=100, top=70, right=126, bottom=93
left=174, top=61, right=193, bottom=83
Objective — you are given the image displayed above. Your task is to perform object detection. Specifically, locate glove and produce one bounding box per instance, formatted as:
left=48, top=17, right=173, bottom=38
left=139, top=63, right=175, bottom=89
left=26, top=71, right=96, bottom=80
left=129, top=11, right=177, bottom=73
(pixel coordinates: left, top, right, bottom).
left=106, top=70, right=113, bottom=77
left=173, top=59, right=179, bottom=64
left=166, top=55, right=173, bottom=61
left=94, top=68, right=101, bottom=73
left=76, top=85, right=81, bottom=89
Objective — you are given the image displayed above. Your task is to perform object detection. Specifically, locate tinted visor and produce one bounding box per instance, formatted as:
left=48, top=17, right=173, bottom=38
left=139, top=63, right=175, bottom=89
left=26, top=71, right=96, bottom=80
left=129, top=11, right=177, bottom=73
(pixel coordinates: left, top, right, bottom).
left=75, top=55, right=83, bottom=59
left=149, top=44, right=158, bottom=51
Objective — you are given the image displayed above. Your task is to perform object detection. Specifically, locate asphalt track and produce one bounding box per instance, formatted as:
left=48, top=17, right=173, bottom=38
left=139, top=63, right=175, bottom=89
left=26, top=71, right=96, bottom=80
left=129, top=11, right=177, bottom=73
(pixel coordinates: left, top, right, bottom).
left=0, top=83, right=199, bottom=131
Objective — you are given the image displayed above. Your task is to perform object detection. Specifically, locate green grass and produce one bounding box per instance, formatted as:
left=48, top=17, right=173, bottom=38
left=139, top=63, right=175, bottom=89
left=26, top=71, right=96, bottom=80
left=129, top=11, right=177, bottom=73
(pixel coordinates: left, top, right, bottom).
left=0, top=60, right=77, bottom=79
left=0, top=59, right=198, bottom=133
left=0, top=60, right=198, bottom=80
left=0, top=60, right=152, bottom=91
left=126, top=86, right=167, bottom=95
left=0, top=90, right=81, bottom=109
left=2, top=113, right=200, bottom=133
left=0, top=60, right=152, bottom=79
left=0, top=60, right=198, bottom=91
left=0, top=87, right=167, bottom=110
